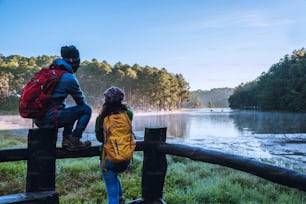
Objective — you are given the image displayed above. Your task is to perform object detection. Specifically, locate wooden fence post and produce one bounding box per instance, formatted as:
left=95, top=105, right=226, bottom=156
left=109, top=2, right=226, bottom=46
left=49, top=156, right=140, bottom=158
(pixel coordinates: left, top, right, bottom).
left=26, top=128, right=57, bottom=197
left=142, top=126, right=167, bottom=203
left=129, top=126, right=167, bottom=204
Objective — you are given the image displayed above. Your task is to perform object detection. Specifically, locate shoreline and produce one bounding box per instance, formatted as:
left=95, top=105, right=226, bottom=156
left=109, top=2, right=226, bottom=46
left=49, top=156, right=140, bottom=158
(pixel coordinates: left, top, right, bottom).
left=0, top=108, right=232, bottom=131
left=0, top=110, right=185, bottom=131
left=0, top=115, right=32, bottom=130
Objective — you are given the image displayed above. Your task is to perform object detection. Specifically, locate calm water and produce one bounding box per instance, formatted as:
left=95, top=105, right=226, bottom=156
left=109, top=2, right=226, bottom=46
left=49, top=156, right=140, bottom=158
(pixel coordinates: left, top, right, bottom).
left=132, top=108, right=306, bottom=171
left=1, top=108, right=306, bottom=171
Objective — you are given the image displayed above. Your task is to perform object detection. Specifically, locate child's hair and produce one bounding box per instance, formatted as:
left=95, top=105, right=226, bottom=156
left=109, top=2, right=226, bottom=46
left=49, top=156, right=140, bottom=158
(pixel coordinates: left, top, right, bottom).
left=100, top=100, right=128, bottom=120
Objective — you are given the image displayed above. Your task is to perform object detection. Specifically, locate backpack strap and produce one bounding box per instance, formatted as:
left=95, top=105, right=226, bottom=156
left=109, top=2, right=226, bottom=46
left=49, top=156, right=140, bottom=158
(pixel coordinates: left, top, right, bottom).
left=102, top=146, right=107, bottom=171
left=102, top=115, right=111, bottom=171
left=52, top=63, right=68, bottom=138
left=123, top=112, right=136, bottom=139
left=122, top=112, right=136, bottom=164
left=54, top=105, right=59, bottom=138
left=49, top=62, right=61, bottom=70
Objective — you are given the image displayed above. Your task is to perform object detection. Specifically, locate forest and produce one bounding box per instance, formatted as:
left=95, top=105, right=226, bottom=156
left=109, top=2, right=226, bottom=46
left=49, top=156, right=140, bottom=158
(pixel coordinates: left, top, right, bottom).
left=0, top=54, right=190, bottom=111
left=2, top=48, right=305, bottom=112
left=229, top=48, right=306, bottom=112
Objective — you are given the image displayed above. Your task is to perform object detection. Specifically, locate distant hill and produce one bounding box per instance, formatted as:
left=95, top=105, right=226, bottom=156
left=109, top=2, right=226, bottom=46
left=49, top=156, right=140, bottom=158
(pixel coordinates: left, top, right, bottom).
left=185, top=88, right=234, bottom=108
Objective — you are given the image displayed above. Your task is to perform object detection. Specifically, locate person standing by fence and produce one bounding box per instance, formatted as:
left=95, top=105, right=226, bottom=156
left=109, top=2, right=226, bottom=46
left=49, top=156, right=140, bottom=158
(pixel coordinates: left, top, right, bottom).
left=95, top=86, right=135, bottom=204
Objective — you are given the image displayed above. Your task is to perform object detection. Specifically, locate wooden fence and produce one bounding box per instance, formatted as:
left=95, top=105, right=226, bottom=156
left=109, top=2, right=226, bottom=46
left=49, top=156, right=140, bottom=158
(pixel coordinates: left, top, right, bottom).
left=0, top=126, right=305, bottom=203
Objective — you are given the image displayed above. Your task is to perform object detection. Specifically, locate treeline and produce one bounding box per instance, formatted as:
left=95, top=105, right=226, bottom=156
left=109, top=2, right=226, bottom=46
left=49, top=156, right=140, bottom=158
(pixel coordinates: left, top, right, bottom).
left=229, top=48, right=306, bottom=112
left=0, top=54, right=190, bottom=111
left=188, top=88, right=234, bottom=108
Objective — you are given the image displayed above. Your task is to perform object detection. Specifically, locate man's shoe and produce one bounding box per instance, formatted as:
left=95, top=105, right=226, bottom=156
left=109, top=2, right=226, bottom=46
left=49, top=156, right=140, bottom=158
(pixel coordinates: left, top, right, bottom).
left=64, top=135, right=91, bottom=151
left=62, top=136, right=70, bottom=148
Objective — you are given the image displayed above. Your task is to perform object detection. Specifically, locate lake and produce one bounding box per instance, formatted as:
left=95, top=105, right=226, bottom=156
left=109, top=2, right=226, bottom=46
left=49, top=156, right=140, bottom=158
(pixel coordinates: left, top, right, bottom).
left=1, top=108, right=305, bottom=171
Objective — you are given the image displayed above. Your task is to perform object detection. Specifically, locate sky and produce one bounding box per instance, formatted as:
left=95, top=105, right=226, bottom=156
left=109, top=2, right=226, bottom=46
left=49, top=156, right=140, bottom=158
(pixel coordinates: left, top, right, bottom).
left=1, top=0, right=306, bottom=91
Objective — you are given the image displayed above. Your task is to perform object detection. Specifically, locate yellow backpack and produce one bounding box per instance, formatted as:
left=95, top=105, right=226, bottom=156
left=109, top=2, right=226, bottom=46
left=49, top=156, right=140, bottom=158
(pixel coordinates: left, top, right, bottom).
left=102, top=112, right=136, bottom=166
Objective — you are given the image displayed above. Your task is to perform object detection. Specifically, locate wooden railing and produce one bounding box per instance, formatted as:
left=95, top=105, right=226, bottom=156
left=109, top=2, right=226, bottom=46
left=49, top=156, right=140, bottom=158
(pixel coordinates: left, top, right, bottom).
left=0, top=126, right=305, bottom=204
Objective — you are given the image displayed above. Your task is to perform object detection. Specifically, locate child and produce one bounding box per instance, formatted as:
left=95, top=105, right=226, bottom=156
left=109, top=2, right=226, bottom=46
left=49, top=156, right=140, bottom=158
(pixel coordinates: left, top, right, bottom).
left=95, top=86, right=134, bottom=204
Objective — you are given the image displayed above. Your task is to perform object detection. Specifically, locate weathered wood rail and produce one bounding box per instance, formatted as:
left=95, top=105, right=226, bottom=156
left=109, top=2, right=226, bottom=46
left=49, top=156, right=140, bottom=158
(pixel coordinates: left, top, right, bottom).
left=0, top=126, right=305, bottom=204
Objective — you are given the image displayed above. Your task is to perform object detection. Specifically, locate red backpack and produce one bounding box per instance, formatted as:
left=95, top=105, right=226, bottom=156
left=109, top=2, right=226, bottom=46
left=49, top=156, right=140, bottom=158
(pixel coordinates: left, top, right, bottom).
left=19, top=65, right=67, bottom=118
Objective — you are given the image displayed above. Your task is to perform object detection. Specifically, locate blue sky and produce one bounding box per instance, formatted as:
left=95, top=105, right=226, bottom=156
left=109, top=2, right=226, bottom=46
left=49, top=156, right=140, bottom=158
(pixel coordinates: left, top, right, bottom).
left=1, top=0, right=306, bottom=91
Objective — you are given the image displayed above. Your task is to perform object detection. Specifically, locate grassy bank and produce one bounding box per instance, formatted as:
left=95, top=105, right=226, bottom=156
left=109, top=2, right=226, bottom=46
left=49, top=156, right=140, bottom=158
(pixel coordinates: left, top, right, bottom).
left=0, top=136, right=305, bottom=203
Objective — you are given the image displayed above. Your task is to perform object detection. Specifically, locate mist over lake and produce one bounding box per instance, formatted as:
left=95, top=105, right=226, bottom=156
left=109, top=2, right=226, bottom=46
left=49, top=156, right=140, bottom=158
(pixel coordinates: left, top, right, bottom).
left=1, top=108, right=305, bottom=171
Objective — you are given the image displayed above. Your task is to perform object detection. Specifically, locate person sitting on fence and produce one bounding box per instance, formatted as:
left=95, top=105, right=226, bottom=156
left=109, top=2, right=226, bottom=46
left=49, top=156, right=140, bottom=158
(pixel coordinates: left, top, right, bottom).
left=34, top=45, right=92, bottom=151
left=95, top=86, right=135, bottom=204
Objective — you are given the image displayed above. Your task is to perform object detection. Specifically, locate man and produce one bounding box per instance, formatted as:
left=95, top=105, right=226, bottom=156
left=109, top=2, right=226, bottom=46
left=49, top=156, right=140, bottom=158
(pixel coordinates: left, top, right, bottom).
left=34, top=45, right=91, bottom=151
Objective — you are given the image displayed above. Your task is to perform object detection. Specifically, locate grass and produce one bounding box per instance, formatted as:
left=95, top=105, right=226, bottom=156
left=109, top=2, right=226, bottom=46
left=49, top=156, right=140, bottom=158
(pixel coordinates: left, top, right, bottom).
left=0, top=136, right=305, bottom=203
left=0, top=135, right=27, bottom=148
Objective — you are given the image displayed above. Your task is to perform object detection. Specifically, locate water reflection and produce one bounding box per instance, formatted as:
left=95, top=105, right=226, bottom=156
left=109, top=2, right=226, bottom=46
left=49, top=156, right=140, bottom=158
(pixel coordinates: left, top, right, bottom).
left=134, top=113, right=188, bottom=138
left=134, top=109, right=242, bottom=139
left=229, top=110, right=306, bottom=134
left=1, top=109, right=305, bottom=170
left=133, top=109, right=306, bottom=170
